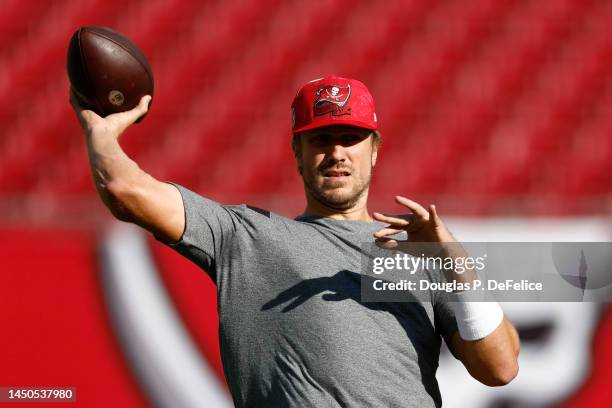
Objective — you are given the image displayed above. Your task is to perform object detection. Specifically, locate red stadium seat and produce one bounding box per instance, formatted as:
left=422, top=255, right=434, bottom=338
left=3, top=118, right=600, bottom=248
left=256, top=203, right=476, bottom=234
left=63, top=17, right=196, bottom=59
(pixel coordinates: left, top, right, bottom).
left=0, top=0, right=610, bottom=217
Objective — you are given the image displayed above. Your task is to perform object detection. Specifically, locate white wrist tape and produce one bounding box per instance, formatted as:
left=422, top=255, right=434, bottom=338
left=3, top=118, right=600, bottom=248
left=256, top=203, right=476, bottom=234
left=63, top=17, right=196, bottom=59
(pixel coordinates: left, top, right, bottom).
left=450, top=293, right=504, bottom=340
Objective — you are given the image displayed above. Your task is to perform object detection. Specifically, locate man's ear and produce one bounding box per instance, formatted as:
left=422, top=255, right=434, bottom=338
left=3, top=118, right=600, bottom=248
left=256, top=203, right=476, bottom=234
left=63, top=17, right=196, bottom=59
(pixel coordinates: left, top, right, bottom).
left=372, top=148, right=378, bottom=167
left=294, top=150, right=303, bottom=175
left=292, top=133, right=304, bottom=175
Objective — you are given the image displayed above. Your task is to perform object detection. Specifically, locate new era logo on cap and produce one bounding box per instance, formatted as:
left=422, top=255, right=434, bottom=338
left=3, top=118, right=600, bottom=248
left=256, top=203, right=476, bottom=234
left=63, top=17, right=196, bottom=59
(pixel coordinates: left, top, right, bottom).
left=291, top=75, right=378, bottom=133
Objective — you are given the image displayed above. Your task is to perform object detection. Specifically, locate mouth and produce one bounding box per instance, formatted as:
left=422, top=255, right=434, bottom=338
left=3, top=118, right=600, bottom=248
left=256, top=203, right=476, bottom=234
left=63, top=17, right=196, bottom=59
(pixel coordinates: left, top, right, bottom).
left=323, top=170, right=351, bottom=179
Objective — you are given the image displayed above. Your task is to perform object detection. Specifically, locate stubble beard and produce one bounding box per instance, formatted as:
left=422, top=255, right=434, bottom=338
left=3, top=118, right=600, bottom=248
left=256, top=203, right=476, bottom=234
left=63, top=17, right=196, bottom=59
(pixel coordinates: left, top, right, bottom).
left=302, top=166, right=372, bottom=211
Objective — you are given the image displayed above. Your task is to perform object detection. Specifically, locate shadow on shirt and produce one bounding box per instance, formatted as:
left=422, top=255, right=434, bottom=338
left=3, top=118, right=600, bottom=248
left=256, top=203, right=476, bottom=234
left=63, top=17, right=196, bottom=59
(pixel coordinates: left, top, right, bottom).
left=261, top=270, right=443, bottom=406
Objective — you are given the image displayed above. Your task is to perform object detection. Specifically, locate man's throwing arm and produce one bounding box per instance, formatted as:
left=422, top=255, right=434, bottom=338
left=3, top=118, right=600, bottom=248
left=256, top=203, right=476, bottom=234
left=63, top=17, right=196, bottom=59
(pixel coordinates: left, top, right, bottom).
left=70, top=91, right=184, bottom=243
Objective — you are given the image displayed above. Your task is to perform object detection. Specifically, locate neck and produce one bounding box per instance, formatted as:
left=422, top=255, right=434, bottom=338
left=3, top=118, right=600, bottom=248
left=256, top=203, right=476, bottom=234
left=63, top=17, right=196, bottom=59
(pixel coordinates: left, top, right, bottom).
left=301, top=190, right=373, bottom=222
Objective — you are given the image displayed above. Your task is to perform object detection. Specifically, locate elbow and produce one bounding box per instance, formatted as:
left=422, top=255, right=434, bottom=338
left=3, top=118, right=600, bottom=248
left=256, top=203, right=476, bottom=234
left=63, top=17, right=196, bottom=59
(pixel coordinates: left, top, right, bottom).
left=103, top=180, right=138, bottom=222
left=482, top=361, right=519, bottom=387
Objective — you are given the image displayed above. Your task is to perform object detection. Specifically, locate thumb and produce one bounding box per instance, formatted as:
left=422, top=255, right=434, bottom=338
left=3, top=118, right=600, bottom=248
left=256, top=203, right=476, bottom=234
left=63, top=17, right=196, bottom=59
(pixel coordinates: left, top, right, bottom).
left=126, top=94, right=152, bottom=122
left=113, top=95, right=152, bottom=132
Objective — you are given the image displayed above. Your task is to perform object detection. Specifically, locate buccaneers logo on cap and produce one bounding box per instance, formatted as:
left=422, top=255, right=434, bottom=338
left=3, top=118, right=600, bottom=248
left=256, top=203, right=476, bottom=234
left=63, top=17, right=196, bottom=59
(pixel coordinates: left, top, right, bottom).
left=314, top=84, right=351, bottom=117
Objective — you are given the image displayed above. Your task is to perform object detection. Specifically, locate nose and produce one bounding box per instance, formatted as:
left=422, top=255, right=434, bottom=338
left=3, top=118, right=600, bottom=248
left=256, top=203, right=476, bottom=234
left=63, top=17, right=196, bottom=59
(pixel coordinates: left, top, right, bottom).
left=329, top=143, right=346, bottom=162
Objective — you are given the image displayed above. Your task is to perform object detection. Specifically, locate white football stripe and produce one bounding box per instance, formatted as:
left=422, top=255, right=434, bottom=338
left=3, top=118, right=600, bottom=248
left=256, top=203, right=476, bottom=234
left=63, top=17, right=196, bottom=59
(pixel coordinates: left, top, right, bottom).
left=100, top=223, right=232, bottom=408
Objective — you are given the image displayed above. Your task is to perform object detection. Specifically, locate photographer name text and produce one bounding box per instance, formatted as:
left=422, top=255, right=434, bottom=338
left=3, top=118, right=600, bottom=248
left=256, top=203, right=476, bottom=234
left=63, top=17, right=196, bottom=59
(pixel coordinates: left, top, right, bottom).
left=372, top=279, right=543, bottom=293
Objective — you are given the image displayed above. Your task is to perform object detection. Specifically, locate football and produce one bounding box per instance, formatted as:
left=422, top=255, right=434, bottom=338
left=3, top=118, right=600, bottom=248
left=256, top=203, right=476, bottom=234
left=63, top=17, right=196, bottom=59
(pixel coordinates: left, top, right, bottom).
left=67, top=26, right=153, bottom=120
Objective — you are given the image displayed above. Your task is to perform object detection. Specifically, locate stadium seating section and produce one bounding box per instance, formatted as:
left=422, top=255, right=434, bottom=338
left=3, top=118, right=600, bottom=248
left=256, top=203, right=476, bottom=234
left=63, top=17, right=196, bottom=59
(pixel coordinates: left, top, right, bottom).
left=0, top=0, right=610, bottom=223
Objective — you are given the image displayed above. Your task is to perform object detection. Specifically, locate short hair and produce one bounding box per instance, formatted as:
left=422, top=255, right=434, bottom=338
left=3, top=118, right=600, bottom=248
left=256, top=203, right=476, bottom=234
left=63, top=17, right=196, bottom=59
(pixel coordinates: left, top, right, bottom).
left=291, top=130, right=382, bottom=157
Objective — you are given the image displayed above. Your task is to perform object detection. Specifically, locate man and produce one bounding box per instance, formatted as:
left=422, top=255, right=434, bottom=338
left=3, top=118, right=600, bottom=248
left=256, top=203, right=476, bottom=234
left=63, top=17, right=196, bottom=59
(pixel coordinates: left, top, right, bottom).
left=71, top=75, right=519, bottom=407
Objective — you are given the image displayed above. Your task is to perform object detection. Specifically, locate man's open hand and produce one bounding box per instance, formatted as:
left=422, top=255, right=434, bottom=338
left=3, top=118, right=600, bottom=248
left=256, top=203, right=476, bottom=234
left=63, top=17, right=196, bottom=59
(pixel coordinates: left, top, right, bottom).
left=372, top=196, right=455, bottom=246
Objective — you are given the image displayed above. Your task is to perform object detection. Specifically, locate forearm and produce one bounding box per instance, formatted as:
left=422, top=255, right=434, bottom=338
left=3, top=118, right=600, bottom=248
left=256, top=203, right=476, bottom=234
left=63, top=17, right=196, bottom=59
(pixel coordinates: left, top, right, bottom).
left=85, top=131, right=149, bottom=220
left=441, top=240, right=520, bottom=384
left=452, top=317, right=520, bottom=386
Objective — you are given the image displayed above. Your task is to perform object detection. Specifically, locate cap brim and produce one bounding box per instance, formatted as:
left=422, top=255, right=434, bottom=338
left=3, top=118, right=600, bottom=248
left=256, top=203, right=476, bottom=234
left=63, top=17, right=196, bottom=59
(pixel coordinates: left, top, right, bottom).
left=293, top=118, right=377, bottom=133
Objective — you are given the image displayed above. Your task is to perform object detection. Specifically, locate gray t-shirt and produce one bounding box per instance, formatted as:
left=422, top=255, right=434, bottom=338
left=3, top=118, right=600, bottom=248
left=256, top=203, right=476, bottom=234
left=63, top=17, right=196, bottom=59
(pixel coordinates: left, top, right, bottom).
left=162, top=184, right=458, bottom=408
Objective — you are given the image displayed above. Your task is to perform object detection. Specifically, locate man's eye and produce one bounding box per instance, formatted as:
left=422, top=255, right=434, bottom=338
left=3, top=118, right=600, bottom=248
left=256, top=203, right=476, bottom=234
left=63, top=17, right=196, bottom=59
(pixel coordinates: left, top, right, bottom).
left=342, top=134, right=361, bottom=143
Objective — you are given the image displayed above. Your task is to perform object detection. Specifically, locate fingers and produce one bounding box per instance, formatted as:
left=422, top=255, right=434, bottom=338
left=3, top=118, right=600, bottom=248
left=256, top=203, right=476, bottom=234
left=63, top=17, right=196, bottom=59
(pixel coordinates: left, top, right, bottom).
left=373, top=198, right=444, bottom=243
left=373, top=227, right=405, bottom=238
left=372, top=212, right=412, bottom=226
left=429, top=204, right=441, bottom=228
left=375, top=237, right=399, bottom=249
left=372, top=212, right=414, bottom=238
left=395, top=196, right=429, bottom=219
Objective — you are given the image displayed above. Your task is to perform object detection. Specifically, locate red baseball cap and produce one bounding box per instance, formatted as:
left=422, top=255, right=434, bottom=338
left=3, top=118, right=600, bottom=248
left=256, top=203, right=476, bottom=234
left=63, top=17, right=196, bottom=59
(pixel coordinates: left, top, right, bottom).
left=291, top=75, right=378, bottom=133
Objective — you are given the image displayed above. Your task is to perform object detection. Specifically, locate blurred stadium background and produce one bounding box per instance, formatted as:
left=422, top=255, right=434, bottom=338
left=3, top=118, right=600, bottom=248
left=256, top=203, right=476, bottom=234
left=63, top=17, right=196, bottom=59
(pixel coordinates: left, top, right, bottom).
left=0, top=0, right=611, bottom=407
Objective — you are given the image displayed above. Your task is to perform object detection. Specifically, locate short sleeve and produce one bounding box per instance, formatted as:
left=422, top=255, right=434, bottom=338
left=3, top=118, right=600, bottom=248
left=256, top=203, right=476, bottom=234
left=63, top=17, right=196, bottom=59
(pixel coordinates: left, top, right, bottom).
left=157, top=183, right=243, bottom=281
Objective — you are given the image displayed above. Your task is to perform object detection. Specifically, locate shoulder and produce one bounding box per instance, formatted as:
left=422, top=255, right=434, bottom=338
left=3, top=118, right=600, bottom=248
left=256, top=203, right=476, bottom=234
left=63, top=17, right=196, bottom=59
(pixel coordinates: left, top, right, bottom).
left=171, top=183, right=316, bottom=234
left=239, top=205, right=316, bottom=231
